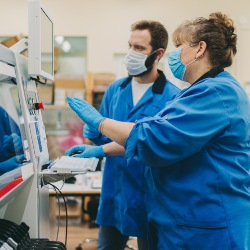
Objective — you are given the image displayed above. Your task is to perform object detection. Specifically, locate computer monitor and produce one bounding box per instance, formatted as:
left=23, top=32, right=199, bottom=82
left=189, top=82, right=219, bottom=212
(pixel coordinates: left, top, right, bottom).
left=28, top=0, right=54, bottom=81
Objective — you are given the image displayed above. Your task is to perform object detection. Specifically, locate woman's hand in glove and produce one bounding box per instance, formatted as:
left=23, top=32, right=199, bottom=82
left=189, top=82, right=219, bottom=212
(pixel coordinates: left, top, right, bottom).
left=67, top=97, right=105, bottom=131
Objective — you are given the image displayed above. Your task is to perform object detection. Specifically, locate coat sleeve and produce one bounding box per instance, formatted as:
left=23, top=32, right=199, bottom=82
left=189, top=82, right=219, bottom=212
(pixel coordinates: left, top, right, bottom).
left=125, top=84, right=230, bottom=167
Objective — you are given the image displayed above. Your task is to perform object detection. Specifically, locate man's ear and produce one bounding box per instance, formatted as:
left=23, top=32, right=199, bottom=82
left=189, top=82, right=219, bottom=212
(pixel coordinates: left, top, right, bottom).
left=157, top=48, right=165, bottom=60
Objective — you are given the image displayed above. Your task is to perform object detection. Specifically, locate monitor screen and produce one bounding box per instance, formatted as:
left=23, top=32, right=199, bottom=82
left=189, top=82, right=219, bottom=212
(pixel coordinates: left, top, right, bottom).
left=0, top=82, right=31, bottom=176
left=28, top=0, right=54, bottom=81
left=41, top=7, right=53, bottom=77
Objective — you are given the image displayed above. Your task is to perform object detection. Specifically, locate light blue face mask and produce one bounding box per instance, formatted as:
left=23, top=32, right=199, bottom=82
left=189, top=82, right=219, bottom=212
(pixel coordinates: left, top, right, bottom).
left=168, top=45, right=198, bottom=80
left=168, top=47, right=186, bottom=80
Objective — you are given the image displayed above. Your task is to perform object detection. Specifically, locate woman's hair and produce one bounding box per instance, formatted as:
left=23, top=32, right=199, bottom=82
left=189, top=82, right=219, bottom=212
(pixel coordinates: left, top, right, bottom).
left=172, top=12, right=237, bottom=68
left=131, top=20, right=169, bottom=51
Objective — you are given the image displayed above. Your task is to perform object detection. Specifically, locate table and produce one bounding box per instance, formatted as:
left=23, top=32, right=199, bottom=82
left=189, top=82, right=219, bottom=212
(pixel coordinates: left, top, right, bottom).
left=49, top=172, right=102, bottom=223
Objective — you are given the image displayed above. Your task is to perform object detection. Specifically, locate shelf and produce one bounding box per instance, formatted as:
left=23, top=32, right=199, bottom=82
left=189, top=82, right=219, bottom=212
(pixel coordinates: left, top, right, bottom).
left=46, top=129, right=69, bottom=136
left=92, top=85, right=108, bottom=93
left=45, top=104, right=70, bottom=109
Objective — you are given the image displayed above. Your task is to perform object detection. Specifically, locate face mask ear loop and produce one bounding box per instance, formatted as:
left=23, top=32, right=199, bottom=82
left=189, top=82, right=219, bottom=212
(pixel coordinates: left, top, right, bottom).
left=185, top=43, right=200, bottom=67
left=153, top=49, right=159, bottom=63
left=149, top=49, right=158, bottom=57
left=145, top=49, right=158, bottom=68
left=186, top=58, right=197, bottom=66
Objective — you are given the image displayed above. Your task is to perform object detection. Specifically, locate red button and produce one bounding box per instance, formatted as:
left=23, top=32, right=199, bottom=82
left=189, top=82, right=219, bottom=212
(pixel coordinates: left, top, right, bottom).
left=34, top=101, right=45, bottom=110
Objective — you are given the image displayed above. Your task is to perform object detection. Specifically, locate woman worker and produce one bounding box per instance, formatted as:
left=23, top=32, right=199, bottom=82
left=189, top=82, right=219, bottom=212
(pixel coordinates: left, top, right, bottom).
left=68, top=12, right=250, bottom=249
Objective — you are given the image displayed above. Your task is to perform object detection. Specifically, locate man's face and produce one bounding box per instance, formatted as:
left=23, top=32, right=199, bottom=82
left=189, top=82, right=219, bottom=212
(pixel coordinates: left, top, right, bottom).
left=128, top=29, right=153, bottom=55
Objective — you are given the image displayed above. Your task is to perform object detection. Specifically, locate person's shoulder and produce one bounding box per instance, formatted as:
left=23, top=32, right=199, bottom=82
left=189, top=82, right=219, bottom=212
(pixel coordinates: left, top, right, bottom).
left=202, top=71, right=239, bottom=93
left=166, top=80, right=181, bottom=89
left=214, top=71, right=247, bottom=100
left=114, top=76, right=130, bottom=85
left=165, top=79, right=181, bottom=93
left=0, top=107, right=8, bottom=119
left=107, top=77, right=131, bottom=90
left=189, top=72, right=244, bottom=105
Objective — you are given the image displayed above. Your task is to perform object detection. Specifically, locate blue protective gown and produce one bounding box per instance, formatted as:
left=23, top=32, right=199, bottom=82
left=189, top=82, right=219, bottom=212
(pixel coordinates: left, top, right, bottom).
left=125, top=69, right=250, bottom=249
left=95, top=70, right=180, bottom=237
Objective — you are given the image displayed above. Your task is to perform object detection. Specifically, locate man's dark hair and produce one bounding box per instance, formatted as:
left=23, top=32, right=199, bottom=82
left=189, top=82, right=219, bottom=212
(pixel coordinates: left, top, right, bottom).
left=131, top=20, right=168, bottom=51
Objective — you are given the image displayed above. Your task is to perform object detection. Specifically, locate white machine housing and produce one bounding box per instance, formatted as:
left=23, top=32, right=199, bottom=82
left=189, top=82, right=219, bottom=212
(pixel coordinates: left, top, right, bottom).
left=0, top=43, right=50, bottom=238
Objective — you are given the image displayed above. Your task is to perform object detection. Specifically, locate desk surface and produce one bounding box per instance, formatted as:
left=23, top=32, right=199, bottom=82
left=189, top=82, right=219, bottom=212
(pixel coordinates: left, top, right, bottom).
left=49, top=172, right=102, bottom=196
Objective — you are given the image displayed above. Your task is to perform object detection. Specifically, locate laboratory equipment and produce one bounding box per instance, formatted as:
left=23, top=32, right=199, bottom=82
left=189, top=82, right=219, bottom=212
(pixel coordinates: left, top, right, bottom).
left=0, top=41, right=50, bottom=238
left=0, top=0, right=98, bottom=245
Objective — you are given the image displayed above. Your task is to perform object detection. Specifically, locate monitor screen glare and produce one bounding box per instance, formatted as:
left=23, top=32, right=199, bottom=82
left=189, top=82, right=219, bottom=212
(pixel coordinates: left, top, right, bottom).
left=41, top=8, right=53, bottom=77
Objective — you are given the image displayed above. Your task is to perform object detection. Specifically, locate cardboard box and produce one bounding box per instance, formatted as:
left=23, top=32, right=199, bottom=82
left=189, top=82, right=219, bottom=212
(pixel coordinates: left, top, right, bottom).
left=54, top=57, right=59, bottom=74
left=1, top=34, right=24, bottom=48
left=54, top=47, right=61, bottom=74
left=54, top=47, right=61, bottom=57
left=54, top=78, right=86, bottom=104
left=55, top=78, right=86, bottom=89
left=93, top=72, right=116, bottom=86
left=37, top=83, right=54, bottom=104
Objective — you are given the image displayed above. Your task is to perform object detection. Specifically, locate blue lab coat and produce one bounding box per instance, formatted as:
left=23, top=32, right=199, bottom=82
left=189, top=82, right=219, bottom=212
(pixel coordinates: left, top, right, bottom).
left=125, top=69, right=250, bottom=249
left=95, top=70, right=180, bottom=237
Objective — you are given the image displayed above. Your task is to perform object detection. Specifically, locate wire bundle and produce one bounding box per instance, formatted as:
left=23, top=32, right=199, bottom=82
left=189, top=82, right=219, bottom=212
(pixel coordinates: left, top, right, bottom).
left=0, top=218, right=66, bottom=250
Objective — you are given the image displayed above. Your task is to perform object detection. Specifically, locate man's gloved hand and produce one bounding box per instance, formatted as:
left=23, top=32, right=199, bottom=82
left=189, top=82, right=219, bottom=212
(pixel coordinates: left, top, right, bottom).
left=65, top=144, right=105, bottom=158
left=67, top=97, right=105, bottom=131
left=3, top=133, right=23, bottom=154
left=84, top=124, right=111, bottom=146
left=0, top=154, right=25, bottom=172
left=83, top=124, right=101, bottom=140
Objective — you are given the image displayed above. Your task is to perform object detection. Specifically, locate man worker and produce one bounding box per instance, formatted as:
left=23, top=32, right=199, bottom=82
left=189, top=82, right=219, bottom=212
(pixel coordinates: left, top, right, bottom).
left=66, top=20, right=180, bottom=250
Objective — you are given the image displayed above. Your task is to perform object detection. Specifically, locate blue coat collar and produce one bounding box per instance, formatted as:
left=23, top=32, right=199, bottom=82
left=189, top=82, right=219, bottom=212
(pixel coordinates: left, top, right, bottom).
left=194, top=67, right=224, bottom=84
left=120, top=69, right=166, bottom=94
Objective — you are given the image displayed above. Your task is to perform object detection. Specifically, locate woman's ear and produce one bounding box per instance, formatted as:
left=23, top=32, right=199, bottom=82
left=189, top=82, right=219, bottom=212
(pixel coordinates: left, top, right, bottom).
left=196, top=41, right=207, bottom=59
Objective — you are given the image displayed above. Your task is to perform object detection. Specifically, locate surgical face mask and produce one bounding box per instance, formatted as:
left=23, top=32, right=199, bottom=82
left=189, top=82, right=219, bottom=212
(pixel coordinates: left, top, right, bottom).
left=124, top=49, right=157, bottom=77
left=168, top=45, right=197, bottom=80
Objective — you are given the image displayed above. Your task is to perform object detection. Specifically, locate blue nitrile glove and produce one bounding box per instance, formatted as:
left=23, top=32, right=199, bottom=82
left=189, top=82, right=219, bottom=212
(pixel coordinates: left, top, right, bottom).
left=67, top=97, right=105, bottom=130
left=65, top=144, right=105, bottom=158
left=0, top=154, right=25, bottom=172
left=3, top=133, right=23, bottom=154
left=83, top=124, right=101, bottom=139
left=84, top=124, right=112, bottom=146
left=83, top=124, right=104, bottom=145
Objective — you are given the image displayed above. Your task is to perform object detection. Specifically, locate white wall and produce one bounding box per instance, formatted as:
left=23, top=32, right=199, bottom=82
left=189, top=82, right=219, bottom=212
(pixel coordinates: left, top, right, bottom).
left=0, top=0, right=250, bottom=84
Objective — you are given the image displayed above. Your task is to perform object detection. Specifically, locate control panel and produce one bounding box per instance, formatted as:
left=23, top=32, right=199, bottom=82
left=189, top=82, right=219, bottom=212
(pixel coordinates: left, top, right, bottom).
left=15, top=55, right=49, bottom=170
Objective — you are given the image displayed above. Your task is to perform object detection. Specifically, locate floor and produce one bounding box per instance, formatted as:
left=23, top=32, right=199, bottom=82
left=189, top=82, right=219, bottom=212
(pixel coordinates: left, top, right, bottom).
left=49, top=197, right=138, bottom=250
left=50, top=221, right=99, bottom=250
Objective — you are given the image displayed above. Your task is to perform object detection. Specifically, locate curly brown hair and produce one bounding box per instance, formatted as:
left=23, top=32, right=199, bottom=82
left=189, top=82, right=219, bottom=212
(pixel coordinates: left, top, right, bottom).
left=172, top=12, right=237, bottom=68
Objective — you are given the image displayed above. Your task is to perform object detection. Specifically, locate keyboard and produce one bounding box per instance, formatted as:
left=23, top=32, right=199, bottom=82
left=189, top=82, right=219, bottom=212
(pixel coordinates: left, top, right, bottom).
left=48, top=156, right=99, bottom=173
